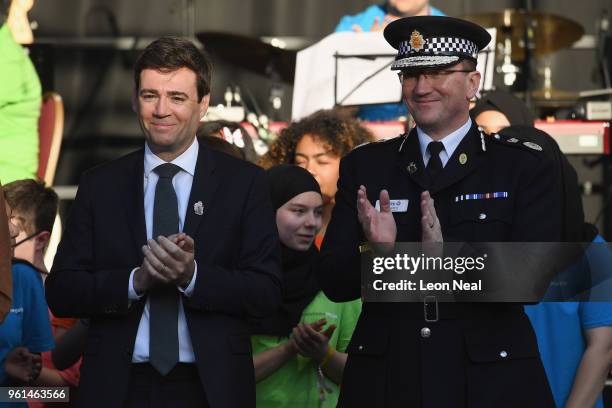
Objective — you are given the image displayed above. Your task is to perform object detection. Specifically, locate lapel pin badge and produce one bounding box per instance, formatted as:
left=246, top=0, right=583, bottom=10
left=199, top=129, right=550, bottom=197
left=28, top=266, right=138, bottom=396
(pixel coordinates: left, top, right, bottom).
left=459, top=153, right=468, bottom=165
left=407, top=162, right=417, bottom=174
left=193, top=201, right=204, bottom=216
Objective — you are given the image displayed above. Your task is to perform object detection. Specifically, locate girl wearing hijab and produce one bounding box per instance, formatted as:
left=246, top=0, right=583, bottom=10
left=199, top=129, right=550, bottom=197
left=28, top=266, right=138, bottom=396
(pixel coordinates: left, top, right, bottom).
left=251, top=164, right=361, bottom=408
left=258, top=109, right=373, bottom=247
left=470, top=90, right=535, bottom=134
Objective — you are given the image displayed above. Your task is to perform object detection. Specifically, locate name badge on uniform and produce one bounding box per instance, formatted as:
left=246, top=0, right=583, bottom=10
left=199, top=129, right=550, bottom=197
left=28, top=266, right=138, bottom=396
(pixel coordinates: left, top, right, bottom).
left=375, top=199, right=409, bottom=212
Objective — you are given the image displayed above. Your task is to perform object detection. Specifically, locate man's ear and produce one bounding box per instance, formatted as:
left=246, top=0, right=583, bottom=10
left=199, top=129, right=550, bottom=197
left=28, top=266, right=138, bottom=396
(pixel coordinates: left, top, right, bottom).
left=199, top=94, right=210, bottom=120
left=466, top=71, right=481, bottom=101
left=35, top=231, right=50, bottom=252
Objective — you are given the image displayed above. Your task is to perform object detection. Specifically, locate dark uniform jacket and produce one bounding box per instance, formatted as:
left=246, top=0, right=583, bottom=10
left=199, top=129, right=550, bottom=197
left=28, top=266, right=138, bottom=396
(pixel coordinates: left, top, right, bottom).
left=45, top=145, right=282, bottom=408
left=317, top=122, right=561, bottom=408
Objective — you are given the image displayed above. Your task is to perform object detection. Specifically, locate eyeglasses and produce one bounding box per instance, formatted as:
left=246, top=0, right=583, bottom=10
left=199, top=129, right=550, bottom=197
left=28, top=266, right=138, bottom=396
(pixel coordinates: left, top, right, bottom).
left=398, top=69, right=475, bottom=85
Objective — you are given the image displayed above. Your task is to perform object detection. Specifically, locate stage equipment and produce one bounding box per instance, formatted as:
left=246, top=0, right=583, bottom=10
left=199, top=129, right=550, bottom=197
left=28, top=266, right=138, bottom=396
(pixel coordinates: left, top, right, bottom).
left=463, top=9, right=584, bottom=61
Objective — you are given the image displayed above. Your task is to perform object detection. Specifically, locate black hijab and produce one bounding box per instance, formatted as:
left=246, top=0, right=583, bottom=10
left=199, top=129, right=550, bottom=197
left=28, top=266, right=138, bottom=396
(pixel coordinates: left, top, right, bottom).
left=250, top=165, right=322, bottom=336
left=471, top=90, right=535, bottom=127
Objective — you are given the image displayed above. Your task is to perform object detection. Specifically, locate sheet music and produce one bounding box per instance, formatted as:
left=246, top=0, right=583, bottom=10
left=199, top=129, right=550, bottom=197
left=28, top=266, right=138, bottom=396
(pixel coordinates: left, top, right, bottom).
left=292, top=29, right=497, bottom=120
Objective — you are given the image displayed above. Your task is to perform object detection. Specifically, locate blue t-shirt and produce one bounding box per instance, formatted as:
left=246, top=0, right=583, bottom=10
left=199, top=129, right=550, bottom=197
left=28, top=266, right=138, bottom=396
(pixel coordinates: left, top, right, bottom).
left=334, top=4, right=445, bottom=33
left=0, top=262, right=54, bottom=408
left=525, top=302, right=611, bottom=408
left=525, top=237, right=612, bottom=408
left=334, top=4, right=445, bottom=121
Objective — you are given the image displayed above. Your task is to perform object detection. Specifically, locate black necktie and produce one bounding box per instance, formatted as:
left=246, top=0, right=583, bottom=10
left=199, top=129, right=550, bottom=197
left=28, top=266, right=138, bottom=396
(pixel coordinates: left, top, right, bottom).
left=426, top=141, right=444, bottom=184
left=149, top=163, right=181, bottom=375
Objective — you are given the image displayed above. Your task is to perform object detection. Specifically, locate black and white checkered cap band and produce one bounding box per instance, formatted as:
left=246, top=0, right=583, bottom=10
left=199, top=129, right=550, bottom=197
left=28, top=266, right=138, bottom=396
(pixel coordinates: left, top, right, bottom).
left=398, top=37, right=479, bottom=57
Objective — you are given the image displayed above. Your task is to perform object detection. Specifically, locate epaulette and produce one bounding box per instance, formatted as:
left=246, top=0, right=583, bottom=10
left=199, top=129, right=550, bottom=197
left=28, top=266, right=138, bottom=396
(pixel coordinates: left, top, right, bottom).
left=485, top=129, right=545, bottom=153
left=352, top=135, right=404, bottom=151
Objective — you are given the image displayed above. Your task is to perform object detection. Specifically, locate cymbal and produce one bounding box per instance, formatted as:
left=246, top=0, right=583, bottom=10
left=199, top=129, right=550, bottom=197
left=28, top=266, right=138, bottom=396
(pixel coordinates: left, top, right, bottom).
left=196, top=31, right=296, bottom=83
left=515, top=88, right=578, bottom=107
left=531, top=88, right=578, bottom=100
left=462, top=9, right=584, bottom=60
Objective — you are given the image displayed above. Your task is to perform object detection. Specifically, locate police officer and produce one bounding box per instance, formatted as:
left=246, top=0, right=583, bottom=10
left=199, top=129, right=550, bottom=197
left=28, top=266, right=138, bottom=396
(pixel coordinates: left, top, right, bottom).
left=316, top=16, right=560, bottom=407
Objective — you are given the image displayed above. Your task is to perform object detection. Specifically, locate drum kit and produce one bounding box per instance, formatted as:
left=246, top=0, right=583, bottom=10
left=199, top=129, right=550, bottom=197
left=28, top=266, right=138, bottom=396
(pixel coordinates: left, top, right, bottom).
left=197, top=9, right=592, bottom=117
left=463, top=9, right=586, bottom=111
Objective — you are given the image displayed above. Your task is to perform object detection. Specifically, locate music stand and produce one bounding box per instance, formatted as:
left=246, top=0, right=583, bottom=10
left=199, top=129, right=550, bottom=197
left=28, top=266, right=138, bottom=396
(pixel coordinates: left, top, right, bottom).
left=292, top=29, right=496, bottom=120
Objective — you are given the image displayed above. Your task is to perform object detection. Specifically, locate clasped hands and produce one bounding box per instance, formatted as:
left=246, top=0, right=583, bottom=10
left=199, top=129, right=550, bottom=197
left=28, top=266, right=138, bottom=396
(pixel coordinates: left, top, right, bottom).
left=357, top=185, right=443, bottom=254
left=285, top=319, right=336, bottom=364
left=134, top=232, right=195, bottom=295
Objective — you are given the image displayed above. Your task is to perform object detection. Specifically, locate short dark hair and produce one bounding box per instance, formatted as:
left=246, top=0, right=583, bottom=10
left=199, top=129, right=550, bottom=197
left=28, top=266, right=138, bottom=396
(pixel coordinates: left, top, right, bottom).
left=460, top=58, right=477, bottom=71
left=134, top=36, right=213, bottom=102
left=3, top=179, right=58, bottom=234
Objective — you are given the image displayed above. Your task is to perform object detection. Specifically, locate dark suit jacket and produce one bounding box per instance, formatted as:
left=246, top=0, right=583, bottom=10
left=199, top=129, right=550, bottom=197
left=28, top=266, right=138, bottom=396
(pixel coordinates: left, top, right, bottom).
left=316, top=123, right=561, bottom=408
left=45, top=144, right=282, bottom=408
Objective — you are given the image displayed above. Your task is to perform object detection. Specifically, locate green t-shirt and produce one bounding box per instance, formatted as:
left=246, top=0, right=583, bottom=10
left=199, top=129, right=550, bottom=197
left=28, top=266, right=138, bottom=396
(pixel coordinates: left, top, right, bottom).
left=0, top=24, right=41, bottom=183
left=252, top=292, right=362, bottom=408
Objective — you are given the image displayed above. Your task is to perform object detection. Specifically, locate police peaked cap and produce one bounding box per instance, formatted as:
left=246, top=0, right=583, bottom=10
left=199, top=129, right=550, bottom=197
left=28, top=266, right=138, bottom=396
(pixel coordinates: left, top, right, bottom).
left=384, top=16, right=491, bottom=70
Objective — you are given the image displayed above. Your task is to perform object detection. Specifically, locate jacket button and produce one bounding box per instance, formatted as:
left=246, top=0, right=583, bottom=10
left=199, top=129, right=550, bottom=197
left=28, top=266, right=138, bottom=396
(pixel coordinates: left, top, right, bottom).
left=357, top=345, right=364, bottom=351
left=478, top=213, right=487, bottom=220
left=499, top=350, right=508, bottom=358
left=420, top=327, right=431, bottom=338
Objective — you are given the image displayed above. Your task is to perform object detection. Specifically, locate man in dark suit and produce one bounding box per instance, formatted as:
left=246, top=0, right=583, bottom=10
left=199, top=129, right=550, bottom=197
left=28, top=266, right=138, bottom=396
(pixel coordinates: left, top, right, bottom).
left=45, top=37, right=282, bottom=408
left=316, top=17, right=561, bottom=407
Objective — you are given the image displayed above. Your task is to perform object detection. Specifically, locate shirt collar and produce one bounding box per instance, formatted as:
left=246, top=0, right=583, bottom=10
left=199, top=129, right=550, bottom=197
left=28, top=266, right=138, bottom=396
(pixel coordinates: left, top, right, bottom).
left=417, top=117, right=472, bottom=159
left=144, top=137, right=199, bottom=177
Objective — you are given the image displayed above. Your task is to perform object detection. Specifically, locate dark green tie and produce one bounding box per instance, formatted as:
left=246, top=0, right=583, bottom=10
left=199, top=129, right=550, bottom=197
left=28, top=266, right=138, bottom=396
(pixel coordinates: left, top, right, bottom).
left=149, top=163, right=181, bottom=375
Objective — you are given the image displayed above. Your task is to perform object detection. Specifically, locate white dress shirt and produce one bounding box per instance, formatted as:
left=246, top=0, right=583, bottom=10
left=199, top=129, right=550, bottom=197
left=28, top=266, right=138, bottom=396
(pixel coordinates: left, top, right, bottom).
left=127, top=137, right=199, bottom=363
left=417, top=118, right=472, bottom=168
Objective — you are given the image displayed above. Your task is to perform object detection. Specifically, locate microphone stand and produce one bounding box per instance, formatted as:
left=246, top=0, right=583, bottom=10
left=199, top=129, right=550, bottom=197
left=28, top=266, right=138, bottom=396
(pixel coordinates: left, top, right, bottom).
left=523, top=0, right=535, bottom=109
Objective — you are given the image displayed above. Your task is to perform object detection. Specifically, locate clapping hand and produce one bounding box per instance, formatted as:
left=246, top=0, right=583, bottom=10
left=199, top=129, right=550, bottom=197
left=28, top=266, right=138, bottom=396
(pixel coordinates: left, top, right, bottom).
left=170, top=232, right=194, bottom=253
left=291, top=319, right=336, bottom=363
left=357, top=185, right=397, bottom=254
left=420, top=191, right=443, bottom=243
left=5, top=347, right=41, bottom=383
left=351, top=15, right=394, bottom=32
left=135, top=233, right=196, bottom=293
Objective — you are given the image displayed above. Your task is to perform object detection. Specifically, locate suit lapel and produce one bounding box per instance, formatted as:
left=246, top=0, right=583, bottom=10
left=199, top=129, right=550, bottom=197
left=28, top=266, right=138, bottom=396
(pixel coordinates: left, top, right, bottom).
left=122, top=150, right=147, bottom=255
left=183, top=145, right=218, bottom=237
left=431, top=123, right=486, bottom=194
left=397, top=128, right=429, bottom=190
